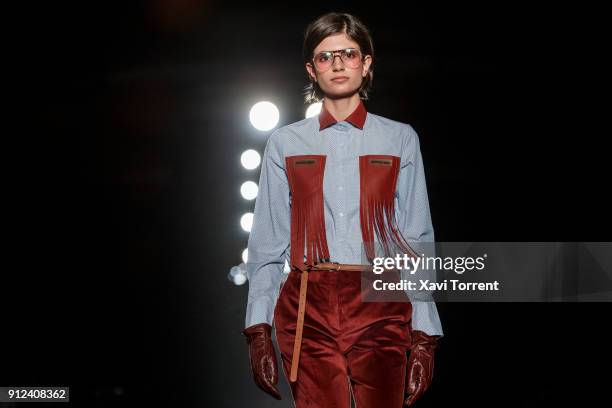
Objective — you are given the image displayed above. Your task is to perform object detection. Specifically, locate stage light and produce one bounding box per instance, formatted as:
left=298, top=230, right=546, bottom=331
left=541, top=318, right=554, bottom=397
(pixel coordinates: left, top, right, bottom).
left=242, top=248, right=248, bottom=263
left=228, top=264, right=248, bottom=285
left=240, top=212, right=254, bottom=232
left=229, top=263, right=246, bottom=277
left=229, top=265, right=241, bottom=278
left=249, top=101, right=279, bottom=131
left=240, top=181, right=258, bottom=200
left=233, top=273, right=247, bottom=285
left=305, top=102, right=322, bottom=118
left=241, top=149, right=261, bottom=170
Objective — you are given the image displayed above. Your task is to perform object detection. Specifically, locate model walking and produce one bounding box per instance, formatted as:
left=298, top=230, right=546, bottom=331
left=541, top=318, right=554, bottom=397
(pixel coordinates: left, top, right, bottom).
left=242, top=12, right=443, bottom=407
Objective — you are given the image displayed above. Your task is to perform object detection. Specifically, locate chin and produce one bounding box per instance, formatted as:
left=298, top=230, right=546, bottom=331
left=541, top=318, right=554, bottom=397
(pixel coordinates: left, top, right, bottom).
left=321, top=84, right=360, bottom=99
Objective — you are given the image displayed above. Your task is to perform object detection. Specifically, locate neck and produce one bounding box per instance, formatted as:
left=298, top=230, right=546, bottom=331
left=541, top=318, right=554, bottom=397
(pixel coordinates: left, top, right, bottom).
left=322, top=93, right=361, bottom=121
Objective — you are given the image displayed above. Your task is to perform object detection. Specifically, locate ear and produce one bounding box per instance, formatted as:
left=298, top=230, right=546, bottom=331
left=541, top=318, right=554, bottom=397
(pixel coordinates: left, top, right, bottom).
left=305, top=62, right=317, bottom=82
left=362, top=55, right=373, bottom=77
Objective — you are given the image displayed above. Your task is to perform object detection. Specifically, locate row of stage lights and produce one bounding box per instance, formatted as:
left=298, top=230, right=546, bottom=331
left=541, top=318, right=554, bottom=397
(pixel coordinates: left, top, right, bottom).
left=228, top=101, right=322, bottom=285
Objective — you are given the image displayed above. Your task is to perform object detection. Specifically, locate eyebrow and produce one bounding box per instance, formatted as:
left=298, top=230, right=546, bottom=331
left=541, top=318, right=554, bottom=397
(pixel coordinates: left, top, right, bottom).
left=315, top=48, right=358, bottom=53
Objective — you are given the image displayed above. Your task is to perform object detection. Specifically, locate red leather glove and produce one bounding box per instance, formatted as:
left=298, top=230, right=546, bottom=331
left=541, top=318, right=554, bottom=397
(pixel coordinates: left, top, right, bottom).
left=404, top=330, right=438, bottom=407
left=242, top=323, right=282, bottom=400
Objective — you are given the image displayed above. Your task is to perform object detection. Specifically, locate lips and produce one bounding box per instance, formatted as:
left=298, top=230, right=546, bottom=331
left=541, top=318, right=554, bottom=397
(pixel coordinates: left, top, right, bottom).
left=331, top=76, right=349, bottom=83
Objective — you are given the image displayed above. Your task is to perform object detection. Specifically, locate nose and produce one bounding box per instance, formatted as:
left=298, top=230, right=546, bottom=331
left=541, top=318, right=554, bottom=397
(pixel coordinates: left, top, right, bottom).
left=332, top=55, right=345, bottom=71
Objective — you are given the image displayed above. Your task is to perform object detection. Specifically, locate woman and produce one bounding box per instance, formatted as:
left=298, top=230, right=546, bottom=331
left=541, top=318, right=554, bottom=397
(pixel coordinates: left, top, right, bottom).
left=242, top=12, right=443, bottom=407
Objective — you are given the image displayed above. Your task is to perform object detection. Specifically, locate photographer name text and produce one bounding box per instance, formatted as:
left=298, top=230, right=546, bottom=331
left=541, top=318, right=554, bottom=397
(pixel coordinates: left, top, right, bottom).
left=373, top=279, right=500, bottom=292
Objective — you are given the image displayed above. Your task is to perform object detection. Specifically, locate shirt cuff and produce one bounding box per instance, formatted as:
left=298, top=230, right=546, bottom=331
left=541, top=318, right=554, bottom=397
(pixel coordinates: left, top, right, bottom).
left=411, top=301, right=444, bottom=337
left=245, top=297, right=275, bottom=329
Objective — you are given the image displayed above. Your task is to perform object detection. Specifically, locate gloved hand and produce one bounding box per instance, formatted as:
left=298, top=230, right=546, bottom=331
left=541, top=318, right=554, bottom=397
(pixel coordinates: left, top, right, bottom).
left=404, top=330, right=438, bottom=407
left=242, top=323, right=282, bottom=400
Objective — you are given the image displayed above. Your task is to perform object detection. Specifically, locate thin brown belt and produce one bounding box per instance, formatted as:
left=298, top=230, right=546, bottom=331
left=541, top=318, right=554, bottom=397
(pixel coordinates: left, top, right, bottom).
left=289, top=262, right=373, bottom=382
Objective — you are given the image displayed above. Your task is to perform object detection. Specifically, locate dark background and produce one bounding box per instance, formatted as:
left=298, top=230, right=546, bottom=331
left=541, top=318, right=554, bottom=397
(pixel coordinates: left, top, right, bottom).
left=5, top=0, right=610, bottom=406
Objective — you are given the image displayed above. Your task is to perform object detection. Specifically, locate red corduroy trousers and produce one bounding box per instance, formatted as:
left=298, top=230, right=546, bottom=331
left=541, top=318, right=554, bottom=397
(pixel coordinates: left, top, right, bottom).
left=274, top=268, right=413, bottom=407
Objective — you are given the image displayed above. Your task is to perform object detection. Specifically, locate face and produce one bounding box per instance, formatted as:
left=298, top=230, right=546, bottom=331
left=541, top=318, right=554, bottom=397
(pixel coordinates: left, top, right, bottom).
left=306, top=32, right=372, bottom=100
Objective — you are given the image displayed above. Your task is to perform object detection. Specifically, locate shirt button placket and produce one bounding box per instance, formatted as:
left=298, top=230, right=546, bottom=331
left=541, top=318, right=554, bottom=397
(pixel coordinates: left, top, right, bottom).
left=341, top=129, right=349, bottom=254
left=334, top=124, right=351, bottom=261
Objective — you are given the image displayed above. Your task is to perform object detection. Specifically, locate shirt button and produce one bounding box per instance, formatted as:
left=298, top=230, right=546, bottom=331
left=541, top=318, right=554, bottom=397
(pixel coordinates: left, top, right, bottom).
left=339, top=186, right=344, bottom=191
left=339, top=212, right=344, bottom=217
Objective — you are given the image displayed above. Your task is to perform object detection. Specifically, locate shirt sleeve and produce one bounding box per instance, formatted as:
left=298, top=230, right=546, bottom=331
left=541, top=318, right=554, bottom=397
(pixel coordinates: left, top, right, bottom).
left=395, top=125, right=444, bottom=337
left=244, top=130, right=291, bottom=329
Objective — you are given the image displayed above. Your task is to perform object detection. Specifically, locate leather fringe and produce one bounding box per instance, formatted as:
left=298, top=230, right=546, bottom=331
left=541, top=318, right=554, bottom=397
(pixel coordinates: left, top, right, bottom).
left=360, top=155, right=418, bottom=261
left=286, top=155, right=330, bottom=270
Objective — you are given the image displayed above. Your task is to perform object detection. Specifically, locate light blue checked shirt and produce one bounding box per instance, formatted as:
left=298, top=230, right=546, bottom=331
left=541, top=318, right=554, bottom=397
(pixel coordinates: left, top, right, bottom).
left=245, top=105, right=443, bottom=337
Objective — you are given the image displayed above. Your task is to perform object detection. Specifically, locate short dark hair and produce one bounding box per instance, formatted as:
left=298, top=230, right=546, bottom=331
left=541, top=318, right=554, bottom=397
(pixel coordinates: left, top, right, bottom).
left=302, top=12, right=375, bottom=104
